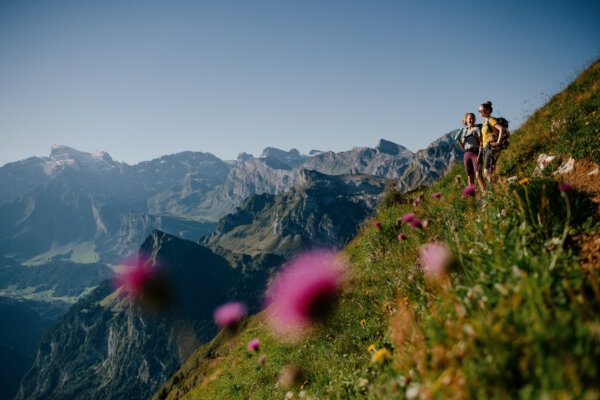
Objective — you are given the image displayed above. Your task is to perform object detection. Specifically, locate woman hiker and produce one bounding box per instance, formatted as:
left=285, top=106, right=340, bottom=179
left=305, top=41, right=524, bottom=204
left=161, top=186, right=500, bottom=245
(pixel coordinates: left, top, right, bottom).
left=478, top=101, right=506, bottom=184
left=459, top=112, right=486, bottom=193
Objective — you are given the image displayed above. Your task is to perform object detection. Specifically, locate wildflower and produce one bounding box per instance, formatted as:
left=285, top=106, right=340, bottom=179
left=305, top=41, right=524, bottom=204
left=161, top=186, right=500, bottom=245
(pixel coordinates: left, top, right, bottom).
left=462, top=185, right=476, bottom=197
left=432, top=192, right=441, bottom=198
left=360, top=319, right=366, bottom=325
left=112, top=253, right=172, bottom=309
left=410, top=218, right=421, bottom=229
left=265, top=250, right=344, bottom=336
left=359, top=378, right=369, bottom=387
left=412, top=201, right=419, bottom=208
left=374, top=221, right=381, bottom=229
left=519, top=178, right=530, bottom=185
left=421, top=220, right=429, bottom=229
left=401, top=213, right=415, bottom=223
left=433, top=234, right=441, bottom=241
left=419, top=243, right=451, bottom=277
left=367, top=344, right=376, bottom=352
left=372, top=348, right=392, bottom=364
left=247, top=338, right=260, bottom=351
left=585, top=122, right=590, bottom=125
left=213, top=302, right=247, bottom=327
left=258, top=354, right=266, bottom=366
left=558, top=182, right=573, bottom=192
left=398, top=233, right=407, bottom=241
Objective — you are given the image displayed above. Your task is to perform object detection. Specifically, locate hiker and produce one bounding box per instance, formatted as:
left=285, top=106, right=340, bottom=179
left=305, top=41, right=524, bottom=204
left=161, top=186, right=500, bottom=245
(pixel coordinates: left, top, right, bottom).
left=479, top=101, right=507, bottom=184
left=458, top=112, right=486, bottom=192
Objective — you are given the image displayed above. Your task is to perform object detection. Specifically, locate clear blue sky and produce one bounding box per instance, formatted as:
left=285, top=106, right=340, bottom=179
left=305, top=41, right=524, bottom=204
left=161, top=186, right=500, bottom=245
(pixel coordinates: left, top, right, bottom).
left=1, top=0, right=599, bottom=166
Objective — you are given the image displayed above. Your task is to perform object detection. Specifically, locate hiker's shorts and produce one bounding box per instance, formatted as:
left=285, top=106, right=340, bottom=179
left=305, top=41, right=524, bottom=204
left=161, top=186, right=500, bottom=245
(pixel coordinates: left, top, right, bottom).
left=463, top=150, right=479, bottom=176
left=483, top=148, right=494, bottom=170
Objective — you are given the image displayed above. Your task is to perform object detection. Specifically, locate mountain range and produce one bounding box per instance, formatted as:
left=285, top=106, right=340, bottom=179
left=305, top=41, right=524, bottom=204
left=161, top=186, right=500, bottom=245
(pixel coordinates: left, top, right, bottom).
left=2, top=133, right=462, bottom=399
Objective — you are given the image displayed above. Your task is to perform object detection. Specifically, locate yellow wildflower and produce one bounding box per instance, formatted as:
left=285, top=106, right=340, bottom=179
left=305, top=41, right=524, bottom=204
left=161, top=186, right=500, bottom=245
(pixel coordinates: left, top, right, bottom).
left=586, top=122, right=590, bottom=125
left=372, top=348, right=392, bottom=364
left=360, top=319, right=366, bottom=325
left=519, top=178, right=530, bottom=185
left=365, top=290, right=369, bottom=295
left=403, top=296, right=409, bottom=303
left=367, top=344, right=376, bottom=352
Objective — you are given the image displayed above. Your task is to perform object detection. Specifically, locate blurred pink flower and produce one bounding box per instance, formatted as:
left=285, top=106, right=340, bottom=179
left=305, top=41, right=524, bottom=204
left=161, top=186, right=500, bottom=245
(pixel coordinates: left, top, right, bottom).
left=558, top=182, right=573, bottom=192
left=398, top=233, right=407, bottom=241
left=401, top=213, right=415, bottom=223
left=462, top=185, right=476, bottom=197
left=214, top=302, right=247, bottom=327
left=113, top=253, right=154, bottom=298
left=432, top=192, right=441, bottom=198
left=411, top=218, right=421, bottom=229
left=374, top=221, right=381, bottom=229
left=247, top=338, right=260, bottom=351
left=419, top=243, right=451, bottom=277
left=265, top=250, right=344, bottom=336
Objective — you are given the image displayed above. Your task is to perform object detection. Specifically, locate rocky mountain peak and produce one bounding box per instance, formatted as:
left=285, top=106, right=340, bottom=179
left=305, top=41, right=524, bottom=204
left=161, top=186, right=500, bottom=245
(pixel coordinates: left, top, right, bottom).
left=375, top=139, right=409, bottom=155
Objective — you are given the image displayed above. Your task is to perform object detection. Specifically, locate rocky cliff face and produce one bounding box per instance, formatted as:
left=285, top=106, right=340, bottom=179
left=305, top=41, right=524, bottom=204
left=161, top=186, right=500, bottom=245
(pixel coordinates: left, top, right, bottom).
left=202, top=169, right=389, bottom=255
left=15, top=231, right=283, bottom=400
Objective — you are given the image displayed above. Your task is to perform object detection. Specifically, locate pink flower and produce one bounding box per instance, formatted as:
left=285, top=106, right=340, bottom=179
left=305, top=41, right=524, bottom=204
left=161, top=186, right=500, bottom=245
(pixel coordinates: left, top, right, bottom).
left=265, top=250, right=344, bottom=336
left=214, top=302, right=247, bottom=327
left=419, top=243, right=451, bottom=277
left=247, top=338, right=260, bottom=351
left=112, top=254, right=173, bottom=309
left=398, top=233, right=407, bottom=241
left=374, top=221, right=381, bottom=229
left=432, top=192, right=441, bottom=198
left=411, top=218, right=421, bottom=229
left=401, top=213, right=415, bottom=223
left=558, top=183, right=573, bottom=192
left=462, top=185, right=476, bottom=197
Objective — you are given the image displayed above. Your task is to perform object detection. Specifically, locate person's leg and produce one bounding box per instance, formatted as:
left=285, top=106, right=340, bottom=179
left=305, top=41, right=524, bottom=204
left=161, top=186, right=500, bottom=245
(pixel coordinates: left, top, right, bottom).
left=464, top=153, right=475, bottom=185
left=472, top=152, right=486, bottom=193
left=476, top=172, right=486, bottom=193
left=483, top=151, right=493, bottom=184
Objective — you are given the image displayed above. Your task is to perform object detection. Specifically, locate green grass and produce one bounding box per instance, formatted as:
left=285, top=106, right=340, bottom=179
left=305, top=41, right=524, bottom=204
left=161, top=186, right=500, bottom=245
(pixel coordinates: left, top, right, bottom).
left=154, top=59, right=600, bottom=400
left=498, top=57, right=600, bottom=176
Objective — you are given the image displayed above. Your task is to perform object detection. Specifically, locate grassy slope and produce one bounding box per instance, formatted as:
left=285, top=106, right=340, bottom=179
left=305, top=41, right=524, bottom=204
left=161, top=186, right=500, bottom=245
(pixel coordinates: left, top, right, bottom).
left=154, top=59, right=600, bottom=400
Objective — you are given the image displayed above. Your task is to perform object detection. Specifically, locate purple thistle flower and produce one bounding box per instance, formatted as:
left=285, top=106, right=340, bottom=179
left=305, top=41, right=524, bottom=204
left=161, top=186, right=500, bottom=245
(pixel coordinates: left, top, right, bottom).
left=411, top=218, right=421, bottom=229
left=432, top=192, right=441, bottom=198
left=398, top=233, right=407, bottom=241
left=214, top=302, right=247, bottom=327
left=558, top=182, right=573, bottom=192
left=419, top=243, right=451, bottom=277
left=462, top=185, right=476, bottom=197
left=401, top=213, right=415, bottom=223
left=374, top=221, right=381, bottom=229
left=247, top=338, right=260, bottom=351
left=265, top=250, right=344, bottom=337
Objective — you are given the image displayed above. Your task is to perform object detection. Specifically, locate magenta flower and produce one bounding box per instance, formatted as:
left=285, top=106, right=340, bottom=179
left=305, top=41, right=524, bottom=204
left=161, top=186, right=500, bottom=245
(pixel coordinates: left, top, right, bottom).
left=265, top=250, right=344, bottom=336
left=247, top=338, right=260, bottom=351
left=411, top=218, right=421, bottom=229
left=398, top=233, right=407, bottom=241
left=401, top=213, right=415, bottom=223
left=558, top=183, right=573, bottom=192
left=432, top=192, right=441, bottom=198
left=374, top=221, right=381, bottom=229
left=112, top=253, right=172, bottom=309
left=419, top=243, right=451, bottom=277
left=214, top=302, right=247, bottom=327
left=462, top=185, right=476, bottom=197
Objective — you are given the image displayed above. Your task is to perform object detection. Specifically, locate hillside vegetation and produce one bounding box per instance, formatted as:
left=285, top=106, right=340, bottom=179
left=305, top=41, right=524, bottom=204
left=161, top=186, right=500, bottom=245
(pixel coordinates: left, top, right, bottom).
left=154, top=59, right=600, bottom=399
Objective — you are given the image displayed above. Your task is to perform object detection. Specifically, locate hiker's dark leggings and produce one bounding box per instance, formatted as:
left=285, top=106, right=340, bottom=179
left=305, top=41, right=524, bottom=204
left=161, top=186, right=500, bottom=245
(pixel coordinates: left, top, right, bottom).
left=464, top=150, right=479, bottom=176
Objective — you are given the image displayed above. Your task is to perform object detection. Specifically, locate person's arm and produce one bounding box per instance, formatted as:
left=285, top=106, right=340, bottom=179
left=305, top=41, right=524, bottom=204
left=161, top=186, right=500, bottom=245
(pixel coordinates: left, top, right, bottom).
left=494, top=124, right=505, bottom=145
